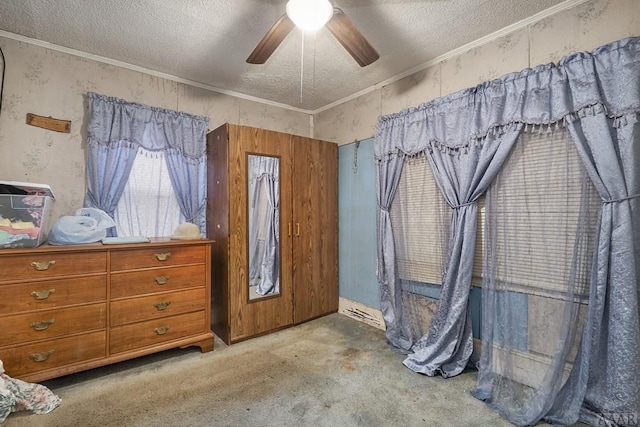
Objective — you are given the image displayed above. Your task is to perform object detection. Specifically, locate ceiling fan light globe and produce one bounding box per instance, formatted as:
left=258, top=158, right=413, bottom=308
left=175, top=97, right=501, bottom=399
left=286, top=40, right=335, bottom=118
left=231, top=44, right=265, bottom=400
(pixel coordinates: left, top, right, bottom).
left=286, top=0, right=333, bottom=32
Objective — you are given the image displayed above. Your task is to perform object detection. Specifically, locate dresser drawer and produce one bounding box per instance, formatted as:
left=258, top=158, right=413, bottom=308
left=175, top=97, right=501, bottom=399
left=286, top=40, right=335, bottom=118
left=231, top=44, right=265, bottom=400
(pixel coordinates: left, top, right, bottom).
left=0, top=275, right=106, bottom=315
left=111, top=288, right=206, bottom=326
left=0, top=252, right=106, bottom=282
left=110, top=245, right=206, bottom=271
left=109, top=311, right=206, bottom=354
left=0, top=303, right=106, bottom=345
left=110, top=264, right=206, bottom=298
left=0, top=331, right=106, bottom=378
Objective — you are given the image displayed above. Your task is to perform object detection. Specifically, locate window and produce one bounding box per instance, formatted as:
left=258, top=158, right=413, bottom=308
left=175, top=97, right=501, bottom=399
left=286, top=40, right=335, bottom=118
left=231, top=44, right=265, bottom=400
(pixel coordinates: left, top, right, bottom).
left=114, top=148, right=183, bottom=237
left=389, top=128, right=599, bottom=300
left=390, top=154, right=450, bottom=287
left=85, top=93, right=207, bottom=240
left=480, top=128, right=599, bottom=298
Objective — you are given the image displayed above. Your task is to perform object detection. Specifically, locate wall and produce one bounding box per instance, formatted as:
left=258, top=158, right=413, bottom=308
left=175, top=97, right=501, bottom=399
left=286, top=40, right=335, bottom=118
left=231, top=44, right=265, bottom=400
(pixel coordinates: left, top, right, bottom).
left=337, top=138, right=383, bottom=327
left=0, top=36, right=311, bottom=221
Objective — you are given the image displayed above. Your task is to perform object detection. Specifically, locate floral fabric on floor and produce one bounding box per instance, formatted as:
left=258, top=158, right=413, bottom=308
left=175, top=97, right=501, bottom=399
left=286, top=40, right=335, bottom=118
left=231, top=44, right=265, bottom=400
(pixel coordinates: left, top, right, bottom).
left=0, top=360, right=61, bottom=423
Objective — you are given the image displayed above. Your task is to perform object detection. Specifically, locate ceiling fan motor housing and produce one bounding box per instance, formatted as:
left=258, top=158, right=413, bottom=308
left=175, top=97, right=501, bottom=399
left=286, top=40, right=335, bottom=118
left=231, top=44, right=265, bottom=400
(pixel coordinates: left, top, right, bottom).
left=247, top=1, right=379, bottom=67
left=286, top=0, right=334, bottom=32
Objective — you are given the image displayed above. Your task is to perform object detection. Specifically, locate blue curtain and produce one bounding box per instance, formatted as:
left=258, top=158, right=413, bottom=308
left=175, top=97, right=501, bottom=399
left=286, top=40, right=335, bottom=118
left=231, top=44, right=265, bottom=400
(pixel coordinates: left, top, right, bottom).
left=375, top=37, right=640, bottom=425
left=84, top=93, right=209, bottom=234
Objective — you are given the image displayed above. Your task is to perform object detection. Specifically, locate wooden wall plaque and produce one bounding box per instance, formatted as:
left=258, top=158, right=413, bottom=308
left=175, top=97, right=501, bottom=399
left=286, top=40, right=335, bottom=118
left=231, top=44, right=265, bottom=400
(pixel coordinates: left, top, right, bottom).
left=26, top=113, right=71, bottom=133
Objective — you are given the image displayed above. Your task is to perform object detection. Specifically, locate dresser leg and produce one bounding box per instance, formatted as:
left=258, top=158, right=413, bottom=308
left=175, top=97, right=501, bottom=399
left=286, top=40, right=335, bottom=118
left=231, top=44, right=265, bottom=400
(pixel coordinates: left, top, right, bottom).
left=181, top=335, right=214, bottom=353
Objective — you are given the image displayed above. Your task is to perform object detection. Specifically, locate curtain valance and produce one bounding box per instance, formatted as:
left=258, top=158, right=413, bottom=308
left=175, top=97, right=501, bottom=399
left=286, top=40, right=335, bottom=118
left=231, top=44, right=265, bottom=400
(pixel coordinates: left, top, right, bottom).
left=87, top=92, right=209, bottom=159
left=375, top=37, right=640, bottom=159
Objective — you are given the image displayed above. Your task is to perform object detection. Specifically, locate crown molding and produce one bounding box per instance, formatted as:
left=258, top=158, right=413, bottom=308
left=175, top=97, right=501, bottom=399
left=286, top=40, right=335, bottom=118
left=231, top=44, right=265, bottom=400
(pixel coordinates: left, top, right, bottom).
left=0, top=29, right=313, bottom=115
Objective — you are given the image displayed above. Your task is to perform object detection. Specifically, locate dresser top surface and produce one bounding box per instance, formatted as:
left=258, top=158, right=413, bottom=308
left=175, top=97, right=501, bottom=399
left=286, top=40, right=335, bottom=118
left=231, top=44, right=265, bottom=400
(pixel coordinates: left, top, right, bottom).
left=0, top=238, right=215, bottom=255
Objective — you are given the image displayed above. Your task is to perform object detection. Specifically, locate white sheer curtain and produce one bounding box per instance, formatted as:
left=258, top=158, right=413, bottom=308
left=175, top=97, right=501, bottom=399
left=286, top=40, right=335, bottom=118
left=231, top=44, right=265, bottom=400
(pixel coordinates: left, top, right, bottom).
left=114, top=148, right=183, bottom=237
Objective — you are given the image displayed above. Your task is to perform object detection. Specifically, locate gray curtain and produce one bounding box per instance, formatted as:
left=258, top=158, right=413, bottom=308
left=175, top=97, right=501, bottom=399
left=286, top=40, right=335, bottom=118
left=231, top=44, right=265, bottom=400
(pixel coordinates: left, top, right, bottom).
left=85, top=92, right=209, bottom=234
left=249, top=173, right=265, bottom=285
left=83, top=139, right=137, bottom=236
left=248, top=156, right=280, bottom=296
left=375, top=152, right=410, bottom=351
left=375, top=37, right=640, bottom=425
left=558, top=110, right=639, bottom=424
left=404, top=130, right=520, bottom=377
left=376, top=84, right=525, bottom=374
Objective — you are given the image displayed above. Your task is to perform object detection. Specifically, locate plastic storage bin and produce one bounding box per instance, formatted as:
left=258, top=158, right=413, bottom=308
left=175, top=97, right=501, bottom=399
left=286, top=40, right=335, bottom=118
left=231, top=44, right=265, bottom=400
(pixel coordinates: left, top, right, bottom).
left=0, top=181, right=55, bottom=248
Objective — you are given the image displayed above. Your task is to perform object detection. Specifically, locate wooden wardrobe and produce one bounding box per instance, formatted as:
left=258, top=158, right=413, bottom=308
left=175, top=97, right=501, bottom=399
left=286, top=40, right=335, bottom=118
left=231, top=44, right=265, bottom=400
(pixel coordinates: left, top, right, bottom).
left=206, top=123, right=338, bottom=344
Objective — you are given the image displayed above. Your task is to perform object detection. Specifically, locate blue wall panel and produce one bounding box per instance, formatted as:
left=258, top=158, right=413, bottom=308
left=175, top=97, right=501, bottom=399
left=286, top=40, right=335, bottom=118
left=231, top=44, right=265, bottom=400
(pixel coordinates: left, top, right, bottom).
left=338, top=138, right=379, bottom=309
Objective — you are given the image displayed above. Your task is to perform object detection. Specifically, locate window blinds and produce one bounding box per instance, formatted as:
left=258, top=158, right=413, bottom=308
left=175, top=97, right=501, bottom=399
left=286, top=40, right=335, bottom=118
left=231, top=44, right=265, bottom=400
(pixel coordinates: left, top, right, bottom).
left=479, top=128, right=600, bottom=297
left=390, top=128, right=599, bottom=298
left=390, top=155, right=450, bottom=286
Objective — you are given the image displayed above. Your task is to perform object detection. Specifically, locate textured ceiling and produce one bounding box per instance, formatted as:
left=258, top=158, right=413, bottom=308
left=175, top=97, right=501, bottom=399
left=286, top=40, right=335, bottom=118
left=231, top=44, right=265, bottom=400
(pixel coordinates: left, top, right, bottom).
left=0, top=0, right=570, bottom=112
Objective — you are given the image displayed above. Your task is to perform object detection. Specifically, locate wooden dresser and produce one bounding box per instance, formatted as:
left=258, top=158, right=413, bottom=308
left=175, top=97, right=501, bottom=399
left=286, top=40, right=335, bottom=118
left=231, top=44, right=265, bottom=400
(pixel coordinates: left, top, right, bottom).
left=0, top=239, right=214, bottom=382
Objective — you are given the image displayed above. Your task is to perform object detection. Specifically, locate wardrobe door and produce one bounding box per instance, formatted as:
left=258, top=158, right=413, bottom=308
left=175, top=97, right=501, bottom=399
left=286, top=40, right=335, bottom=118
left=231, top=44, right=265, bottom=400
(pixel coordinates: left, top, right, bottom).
left=227, top=125, right=294, bottom=342
left=292, top=136, right=339, bottom=324
left=207, top=124, right=231, bottom=343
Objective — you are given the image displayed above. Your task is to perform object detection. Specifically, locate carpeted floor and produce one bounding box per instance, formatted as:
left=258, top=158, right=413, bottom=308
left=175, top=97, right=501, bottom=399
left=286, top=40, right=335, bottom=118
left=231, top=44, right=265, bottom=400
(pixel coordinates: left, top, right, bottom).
left=4, top=313, right=523, bottom=426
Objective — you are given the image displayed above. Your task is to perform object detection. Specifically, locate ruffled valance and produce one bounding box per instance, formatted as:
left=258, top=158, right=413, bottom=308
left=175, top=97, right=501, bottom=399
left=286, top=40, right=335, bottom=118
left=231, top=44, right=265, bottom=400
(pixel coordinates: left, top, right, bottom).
left=87, top=92, right=209, bottom=159
left=375, top=37, right=640, bottom=160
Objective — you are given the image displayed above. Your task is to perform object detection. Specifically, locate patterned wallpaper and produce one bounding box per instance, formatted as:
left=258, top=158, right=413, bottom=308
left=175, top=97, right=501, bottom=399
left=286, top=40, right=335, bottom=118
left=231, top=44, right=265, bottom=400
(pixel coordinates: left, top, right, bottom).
left=0, top=37, right=311, bottom=222
left=314, top=0, right=640, bottom=145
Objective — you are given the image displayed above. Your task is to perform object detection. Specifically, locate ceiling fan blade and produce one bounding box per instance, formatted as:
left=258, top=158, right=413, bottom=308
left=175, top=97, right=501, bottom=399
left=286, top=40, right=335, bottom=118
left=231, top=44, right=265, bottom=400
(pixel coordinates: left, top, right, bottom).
left=247, top=14, right=296, bottom=64
left=325, top=8, right=379, bottom=67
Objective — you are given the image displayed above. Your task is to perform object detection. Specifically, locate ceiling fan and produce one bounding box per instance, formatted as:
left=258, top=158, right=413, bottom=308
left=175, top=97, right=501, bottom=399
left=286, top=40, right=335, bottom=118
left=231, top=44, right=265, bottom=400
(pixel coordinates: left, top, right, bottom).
left=247, top=0, right=379, bottom=67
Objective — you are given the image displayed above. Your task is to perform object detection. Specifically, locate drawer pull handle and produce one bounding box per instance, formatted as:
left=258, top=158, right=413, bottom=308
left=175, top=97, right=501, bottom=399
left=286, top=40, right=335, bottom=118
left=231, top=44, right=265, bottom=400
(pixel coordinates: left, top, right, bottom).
left=30, top=260, right=56, bottom=271
left=29, top=350, right=55, bottom=362
left=30, top=319, right=55, bottom=331
left=31, top=289, right=55, bottom=300
left=154, top=276, right=169, bottom=285
left=155, top=253, right=171, bottom=261
left=154, top=326, right=170, bottom=335
left=153, top=301, right=171, bottom=311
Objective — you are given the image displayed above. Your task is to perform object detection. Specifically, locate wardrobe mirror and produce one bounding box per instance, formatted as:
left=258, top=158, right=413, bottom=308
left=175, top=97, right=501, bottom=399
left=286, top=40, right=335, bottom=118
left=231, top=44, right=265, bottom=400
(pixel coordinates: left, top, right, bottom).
left=247, top=154, right=281, bottom=300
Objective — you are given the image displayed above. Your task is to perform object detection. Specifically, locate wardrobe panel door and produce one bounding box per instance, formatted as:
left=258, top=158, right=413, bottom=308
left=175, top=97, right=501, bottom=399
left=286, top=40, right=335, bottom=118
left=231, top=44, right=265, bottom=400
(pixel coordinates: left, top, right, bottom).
left=206, top=125, right=231, bottom=344
left=227, top=125, right=294, bottom=342
left=292, top=136, right=339, bottom=324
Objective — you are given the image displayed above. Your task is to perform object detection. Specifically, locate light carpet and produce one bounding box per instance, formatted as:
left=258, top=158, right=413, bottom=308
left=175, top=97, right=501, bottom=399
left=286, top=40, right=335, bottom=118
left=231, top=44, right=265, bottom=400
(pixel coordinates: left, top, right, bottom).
left=4, top=314, right=521, bottom=427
